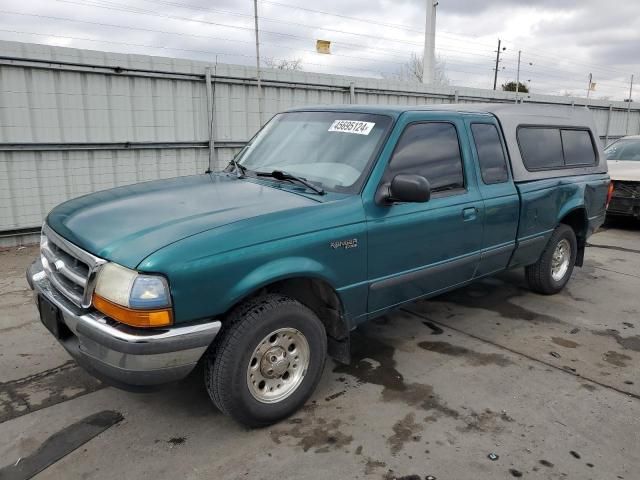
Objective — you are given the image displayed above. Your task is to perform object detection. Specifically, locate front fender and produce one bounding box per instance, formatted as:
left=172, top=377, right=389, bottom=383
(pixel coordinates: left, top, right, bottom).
left=225, top=256, right=339, bottom=313
left=140, top=221, right=368, bottom=324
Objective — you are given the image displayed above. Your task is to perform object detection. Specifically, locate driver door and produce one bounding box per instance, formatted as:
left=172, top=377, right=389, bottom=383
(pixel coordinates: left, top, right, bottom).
left=364, top=112, right=485, bottom=314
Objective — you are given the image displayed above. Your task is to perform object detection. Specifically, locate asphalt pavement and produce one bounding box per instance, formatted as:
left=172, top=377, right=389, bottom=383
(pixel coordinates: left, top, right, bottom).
left=1, top=218, right=638, bottom=480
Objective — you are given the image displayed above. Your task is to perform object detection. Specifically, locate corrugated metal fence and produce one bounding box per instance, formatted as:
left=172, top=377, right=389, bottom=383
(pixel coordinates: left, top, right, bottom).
left=1, top=40, right=639, bottom=241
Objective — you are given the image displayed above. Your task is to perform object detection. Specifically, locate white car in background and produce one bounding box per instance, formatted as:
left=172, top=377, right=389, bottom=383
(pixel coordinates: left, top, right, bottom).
left=605, top=135, right=640, bottom=219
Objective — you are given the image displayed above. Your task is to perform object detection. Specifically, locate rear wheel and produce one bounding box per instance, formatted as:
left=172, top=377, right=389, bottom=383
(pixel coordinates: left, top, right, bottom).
left=205, top=294, right=327, bottom=427
left=525, top=224, right=577, bottom=295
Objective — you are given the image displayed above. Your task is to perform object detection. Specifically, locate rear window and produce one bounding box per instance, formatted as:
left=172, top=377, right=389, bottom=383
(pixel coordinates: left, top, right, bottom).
left=518, top=128, right=564, bottom=170
left=561, top=130, right=596, bottom=166
left=517, top=127, right=597, bottom=171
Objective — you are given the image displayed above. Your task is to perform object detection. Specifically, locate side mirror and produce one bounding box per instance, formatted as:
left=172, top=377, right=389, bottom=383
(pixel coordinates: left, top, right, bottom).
left=386, top=174, right=431, bottom=203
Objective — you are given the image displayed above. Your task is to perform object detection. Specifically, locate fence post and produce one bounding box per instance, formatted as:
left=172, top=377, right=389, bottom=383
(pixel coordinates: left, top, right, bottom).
left=205, top=67, right=216, bottom=172
left=604, top=104, right=612, bottom=145
left=349, top=82, right=355, bottom=104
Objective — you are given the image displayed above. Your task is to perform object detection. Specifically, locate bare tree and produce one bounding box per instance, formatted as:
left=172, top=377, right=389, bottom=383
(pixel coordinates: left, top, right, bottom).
left=385, top=53, right=449, bottom=86
left=264, top=57, right=303, bottom=71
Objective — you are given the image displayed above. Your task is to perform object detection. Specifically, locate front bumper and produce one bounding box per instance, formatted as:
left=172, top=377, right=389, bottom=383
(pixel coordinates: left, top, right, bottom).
left=27, top=258, right=221, bottom=390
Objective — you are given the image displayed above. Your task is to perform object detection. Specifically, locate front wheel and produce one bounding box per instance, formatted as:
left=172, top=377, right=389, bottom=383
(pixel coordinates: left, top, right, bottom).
left=525, top=224, right=577, bottom=295
left=205, top=294, right=327, bottom=427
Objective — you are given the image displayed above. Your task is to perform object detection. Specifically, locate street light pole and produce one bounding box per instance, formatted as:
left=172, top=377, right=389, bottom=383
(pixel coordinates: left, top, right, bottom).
left=515, top=50, right=521, bottom=103
left=421, top=0, right=437, bottom=84
left=626, top=74, right=634, bottom=135
left=253, top=0, right=263, bottom=125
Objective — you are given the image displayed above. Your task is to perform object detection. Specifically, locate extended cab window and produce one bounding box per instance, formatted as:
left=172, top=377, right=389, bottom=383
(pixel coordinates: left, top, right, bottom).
left=471, top=123, right=509, bottom=184
left=518, top=127, right=597, bottom=170
left=387, top=122, right=464, bottom=192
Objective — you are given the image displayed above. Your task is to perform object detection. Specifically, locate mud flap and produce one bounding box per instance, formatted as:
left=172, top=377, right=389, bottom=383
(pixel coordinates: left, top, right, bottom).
left=575, top=243, right=585, bottom=267
left=328, top=334, right=351, bottom=365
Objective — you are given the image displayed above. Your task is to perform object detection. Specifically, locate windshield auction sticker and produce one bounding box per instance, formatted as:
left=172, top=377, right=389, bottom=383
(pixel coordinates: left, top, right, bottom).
left=328, top=120, right=375, bottom=135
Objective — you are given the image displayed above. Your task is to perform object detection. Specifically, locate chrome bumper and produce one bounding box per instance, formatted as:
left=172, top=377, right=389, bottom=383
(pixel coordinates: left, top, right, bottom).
left=27, top=258, right=221, bottom=390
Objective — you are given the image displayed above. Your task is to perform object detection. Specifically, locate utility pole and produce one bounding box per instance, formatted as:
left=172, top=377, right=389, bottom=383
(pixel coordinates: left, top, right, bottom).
left=586, top=73, right=593, bottom=100
left=421, top=0, right=437, bottom=84
left=253, top=0, right=263, bottom=125
left=626, top=74, right=634, bottom=135
left=493, top=39, right=504, bottom=90
left=515, top=50, right=521, bottom=103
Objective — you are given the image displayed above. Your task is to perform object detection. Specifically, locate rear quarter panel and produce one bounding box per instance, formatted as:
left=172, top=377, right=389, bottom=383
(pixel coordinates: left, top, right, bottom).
left=509, top=174, right=609, bottom=267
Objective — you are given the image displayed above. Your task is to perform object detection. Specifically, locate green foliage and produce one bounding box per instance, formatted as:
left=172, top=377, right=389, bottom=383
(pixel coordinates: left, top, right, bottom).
left=502, top=81, right=529, bottom=93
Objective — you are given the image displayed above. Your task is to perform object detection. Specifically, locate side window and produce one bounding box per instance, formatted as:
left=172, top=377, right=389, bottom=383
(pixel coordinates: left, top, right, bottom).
left=388, top=122, right=464, bottom=192
left=517, top=127, right=564, bottom=170
left=561, top=129, right=596, bottom=166
left=471, top=123, right=509, bottom=184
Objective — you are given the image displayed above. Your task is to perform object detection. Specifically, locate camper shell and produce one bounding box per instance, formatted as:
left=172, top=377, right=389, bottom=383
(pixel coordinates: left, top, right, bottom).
left=289, top=102, right=608, bottom=182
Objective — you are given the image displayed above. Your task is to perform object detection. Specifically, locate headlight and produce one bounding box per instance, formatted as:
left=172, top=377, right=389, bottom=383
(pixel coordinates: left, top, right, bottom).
left=93, top=263, right=172, bottom=328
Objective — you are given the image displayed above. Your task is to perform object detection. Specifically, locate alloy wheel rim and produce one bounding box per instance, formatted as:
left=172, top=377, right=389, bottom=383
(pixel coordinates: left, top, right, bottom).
left=551, top=238, right=571, bottom=281
left=246, top=327, right=310, bottom=403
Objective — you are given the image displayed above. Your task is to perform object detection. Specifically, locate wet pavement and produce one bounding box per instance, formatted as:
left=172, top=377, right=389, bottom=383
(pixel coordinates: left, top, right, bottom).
left=1, top=218, right=639, bottom=479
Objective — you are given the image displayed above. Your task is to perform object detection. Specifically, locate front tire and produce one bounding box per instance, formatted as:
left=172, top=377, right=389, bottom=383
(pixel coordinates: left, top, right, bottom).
left=205, top=294, right=327, bottom=427
left=525, top=224, right=577, bottom=295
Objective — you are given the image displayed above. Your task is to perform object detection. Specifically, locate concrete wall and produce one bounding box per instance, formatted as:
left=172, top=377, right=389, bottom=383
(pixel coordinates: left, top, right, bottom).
left=1, top=39, right=639, bottom=238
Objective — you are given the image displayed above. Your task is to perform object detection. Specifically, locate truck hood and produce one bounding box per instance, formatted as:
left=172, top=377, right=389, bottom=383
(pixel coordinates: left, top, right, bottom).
left=607, top=160, right=640, bottom=182
left=46, top=174, right=317, bottom=268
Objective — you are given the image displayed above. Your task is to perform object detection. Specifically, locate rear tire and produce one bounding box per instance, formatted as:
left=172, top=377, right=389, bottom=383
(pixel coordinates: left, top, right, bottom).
left=205, top=294, right=327, bottom=427
left=525, top=224, right=577, bottom=295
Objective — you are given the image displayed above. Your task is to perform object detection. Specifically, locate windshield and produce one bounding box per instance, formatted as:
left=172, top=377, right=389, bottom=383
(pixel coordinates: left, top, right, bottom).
left=605, top=138, right=640, bottom=161
left=235, top=111, right=392, bottom=193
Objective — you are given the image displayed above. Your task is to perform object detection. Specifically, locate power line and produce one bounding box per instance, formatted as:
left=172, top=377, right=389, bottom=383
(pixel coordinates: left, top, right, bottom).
left=64, top=0, right=428, bottom=48
left=0, top=28, right=255, bottom=60
left=0, top=28, right=405, bottom=77
left=50, top=0, right=503, bottom=63
left=499, top=38, right=633, bottom=77
left=0, top=10, right=411, bottom=66
left=177, top=0, right=502, bottom=51
left=53, top=0, right=421, bottom=57
left=59, top=0, right=501, bottom=59
left=5, top=1, right=632, bottom=96
left=141, top=0, right=428, bottom=47
left=259, top=0, right=424, bottom=33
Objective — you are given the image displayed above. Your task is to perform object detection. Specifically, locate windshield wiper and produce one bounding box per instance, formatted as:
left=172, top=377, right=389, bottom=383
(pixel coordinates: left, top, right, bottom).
left=256, top=170, right=325, bottom=195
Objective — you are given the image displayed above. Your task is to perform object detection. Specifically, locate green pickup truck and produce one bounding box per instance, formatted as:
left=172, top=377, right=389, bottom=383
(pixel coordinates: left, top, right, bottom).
left=28, top=104, right=610, bottom=426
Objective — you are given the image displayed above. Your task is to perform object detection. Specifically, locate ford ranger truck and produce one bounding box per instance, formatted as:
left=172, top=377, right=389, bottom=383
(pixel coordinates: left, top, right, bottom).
left=27, top=104, right=610, bottom=427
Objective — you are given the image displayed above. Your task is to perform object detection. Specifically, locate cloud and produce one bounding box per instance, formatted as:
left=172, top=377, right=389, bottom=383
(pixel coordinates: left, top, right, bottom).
left=0, top=0, right=636, bottom=99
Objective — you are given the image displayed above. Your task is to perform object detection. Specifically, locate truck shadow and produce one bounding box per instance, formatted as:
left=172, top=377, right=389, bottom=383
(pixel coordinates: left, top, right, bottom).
left=123, top=363, right=222, bottom=419
left=410, top=269, right=564, bottom=325
left=603, top=215, right=640, bottom=231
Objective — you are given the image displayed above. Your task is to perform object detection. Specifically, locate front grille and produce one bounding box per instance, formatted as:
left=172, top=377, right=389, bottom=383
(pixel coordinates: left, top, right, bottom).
left=40, top=224, right=105, bottom=308
left=613, top=181, right=640, bottom=199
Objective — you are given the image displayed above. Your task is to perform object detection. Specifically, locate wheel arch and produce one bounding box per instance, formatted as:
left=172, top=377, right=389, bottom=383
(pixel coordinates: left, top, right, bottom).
left=558, top=207, right=588, bottom=266
left=222, top=272, right=351, bottom=363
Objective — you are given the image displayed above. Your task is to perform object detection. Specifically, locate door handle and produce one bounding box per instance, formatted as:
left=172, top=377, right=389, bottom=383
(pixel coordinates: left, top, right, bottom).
left=462, top=207, right=478, bottom=221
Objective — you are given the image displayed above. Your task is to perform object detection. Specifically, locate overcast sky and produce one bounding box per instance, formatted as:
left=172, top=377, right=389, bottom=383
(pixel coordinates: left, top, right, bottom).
left=0, top=0, right=638, bottom=99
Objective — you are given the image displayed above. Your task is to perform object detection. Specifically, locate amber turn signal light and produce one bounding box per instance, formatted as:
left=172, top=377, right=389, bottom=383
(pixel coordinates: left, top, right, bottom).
left=93, top=294, right=173, bottom=328
left=606, top=180, right=615, bottom=209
